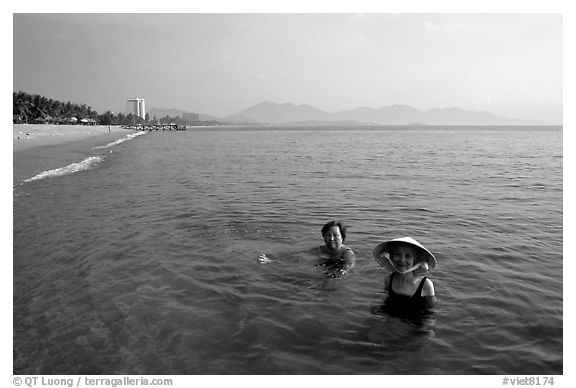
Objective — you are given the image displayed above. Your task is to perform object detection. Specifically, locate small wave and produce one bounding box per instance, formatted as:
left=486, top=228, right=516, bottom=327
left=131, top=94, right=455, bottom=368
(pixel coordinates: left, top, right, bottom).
left=92, top=131, right=146, bottom=150
left=23, top=156, right=103, bottom=183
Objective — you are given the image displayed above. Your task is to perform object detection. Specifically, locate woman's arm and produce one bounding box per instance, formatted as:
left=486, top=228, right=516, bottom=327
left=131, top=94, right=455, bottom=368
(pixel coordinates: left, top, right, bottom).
left=421, top=278, right=436, bottom=307
left=342, top=249, right=356, bottom=271
left=383, top=273, right=392, bottom=290
left=258, top=247, right=317, bottom=264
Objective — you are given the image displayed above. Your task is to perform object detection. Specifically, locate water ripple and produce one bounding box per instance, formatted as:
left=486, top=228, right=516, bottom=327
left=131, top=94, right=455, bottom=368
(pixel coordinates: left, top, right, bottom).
left=13, top=127, right=562, bottom=374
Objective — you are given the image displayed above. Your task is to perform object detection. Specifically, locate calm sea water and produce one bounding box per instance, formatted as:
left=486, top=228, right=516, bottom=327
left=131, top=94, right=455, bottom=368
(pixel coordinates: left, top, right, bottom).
left=13, top=126, right=563, bottom=375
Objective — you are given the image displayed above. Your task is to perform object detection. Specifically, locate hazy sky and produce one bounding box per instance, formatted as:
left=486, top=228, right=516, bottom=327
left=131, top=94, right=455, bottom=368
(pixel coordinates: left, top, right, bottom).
left=13, top=13, right=562, bottom=123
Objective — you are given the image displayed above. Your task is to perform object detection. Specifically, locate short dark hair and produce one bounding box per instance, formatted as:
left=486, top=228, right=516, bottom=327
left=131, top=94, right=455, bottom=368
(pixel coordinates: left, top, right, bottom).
left=321, top=221, right=347, bottom=242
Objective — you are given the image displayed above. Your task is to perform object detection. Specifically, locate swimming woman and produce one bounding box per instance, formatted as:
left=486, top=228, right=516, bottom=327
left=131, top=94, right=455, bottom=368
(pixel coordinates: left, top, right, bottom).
left=373, top=237, right=436, bottom=309
left=316, top=220, right=356, bottom=276
left=258, top=220, right=356, bottom=277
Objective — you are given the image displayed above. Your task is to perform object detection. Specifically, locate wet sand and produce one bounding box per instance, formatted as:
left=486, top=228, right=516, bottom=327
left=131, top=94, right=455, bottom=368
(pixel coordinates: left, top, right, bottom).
left=13, top=124, right=134, bottom=152
left=12, top=124, right=139, bottom=185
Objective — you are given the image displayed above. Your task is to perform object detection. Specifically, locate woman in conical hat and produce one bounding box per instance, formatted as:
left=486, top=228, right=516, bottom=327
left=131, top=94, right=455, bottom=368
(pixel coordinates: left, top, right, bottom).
left=373, top=237, right=436, bottom=309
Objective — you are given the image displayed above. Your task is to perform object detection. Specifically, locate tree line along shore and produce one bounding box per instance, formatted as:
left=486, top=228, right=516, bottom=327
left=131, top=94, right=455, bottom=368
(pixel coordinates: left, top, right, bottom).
left=13, top=91, right=226, bottom=127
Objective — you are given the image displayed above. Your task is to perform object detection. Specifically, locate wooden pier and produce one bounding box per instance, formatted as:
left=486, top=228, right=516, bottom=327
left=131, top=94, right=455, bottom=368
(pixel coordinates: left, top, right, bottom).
left=122, top=124, right=187, bottom=131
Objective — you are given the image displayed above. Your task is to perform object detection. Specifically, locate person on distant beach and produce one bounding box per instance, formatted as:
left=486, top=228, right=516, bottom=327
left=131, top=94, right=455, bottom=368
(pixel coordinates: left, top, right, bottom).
left=373, top=237, right=436, bottom=309
left=258, top=220, right=356, bottom=277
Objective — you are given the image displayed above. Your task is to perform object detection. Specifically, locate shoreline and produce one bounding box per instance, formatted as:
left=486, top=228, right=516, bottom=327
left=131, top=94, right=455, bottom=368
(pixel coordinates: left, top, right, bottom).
left=12, top=124, right=140, bottom=186
left=13, top=124, right=135, bottom=152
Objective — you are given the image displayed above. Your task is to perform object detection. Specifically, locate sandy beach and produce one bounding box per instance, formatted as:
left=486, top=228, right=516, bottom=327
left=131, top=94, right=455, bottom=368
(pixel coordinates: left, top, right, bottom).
left=13, top=124, right=134, bottom=152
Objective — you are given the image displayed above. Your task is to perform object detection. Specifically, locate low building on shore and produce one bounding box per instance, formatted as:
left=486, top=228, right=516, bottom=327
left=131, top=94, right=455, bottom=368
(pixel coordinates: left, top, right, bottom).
left=79, top=118, right=97, bottom=126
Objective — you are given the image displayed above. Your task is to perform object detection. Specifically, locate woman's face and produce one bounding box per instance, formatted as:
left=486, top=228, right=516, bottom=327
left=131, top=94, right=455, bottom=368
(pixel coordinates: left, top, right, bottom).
left=390, top=244, right=418, bottom=271
left=323, top=226, right=343, bottom=251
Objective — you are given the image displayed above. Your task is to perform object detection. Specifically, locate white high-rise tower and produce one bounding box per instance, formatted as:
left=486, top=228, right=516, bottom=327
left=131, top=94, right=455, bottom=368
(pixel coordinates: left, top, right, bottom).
left=126, top=98, right=146, bottom=119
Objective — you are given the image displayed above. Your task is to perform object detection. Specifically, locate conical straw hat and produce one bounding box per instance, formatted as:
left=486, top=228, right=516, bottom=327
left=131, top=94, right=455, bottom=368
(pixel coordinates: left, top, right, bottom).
left=373, top=236, right=437, bottom=272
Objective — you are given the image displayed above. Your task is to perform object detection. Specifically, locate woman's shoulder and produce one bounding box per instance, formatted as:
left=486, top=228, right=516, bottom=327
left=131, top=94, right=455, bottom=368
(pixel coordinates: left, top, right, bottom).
left=421, top=277, right=435, bottom=296
left=340, top=245, right=356, bottom=260
left=340, top=244, right=355, bottom=254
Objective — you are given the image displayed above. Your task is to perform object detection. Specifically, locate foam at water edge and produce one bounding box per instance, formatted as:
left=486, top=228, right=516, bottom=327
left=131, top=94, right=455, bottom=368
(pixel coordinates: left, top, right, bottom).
left=23, top=156, right=104, bottom=183
left=92, top=131, right=146, bottom=150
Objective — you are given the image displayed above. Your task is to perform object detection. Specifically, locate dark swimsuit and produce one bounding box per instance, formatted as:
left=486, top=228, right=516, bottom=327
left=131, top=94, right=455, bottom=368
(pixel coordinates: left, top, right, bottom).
left=385, top=273, right=430, bottom=310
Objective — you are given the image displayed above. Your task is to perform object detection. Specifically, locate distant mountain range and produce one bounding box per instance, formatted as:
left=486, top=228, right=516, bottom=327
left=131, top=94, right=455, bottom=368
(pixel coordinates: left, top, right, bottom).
left=146, top=108, right=221, bottom=122
left=148, top=102, right=543, bottom=126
